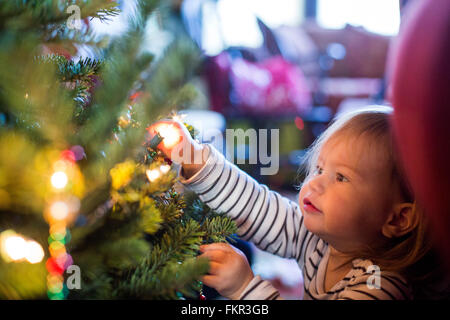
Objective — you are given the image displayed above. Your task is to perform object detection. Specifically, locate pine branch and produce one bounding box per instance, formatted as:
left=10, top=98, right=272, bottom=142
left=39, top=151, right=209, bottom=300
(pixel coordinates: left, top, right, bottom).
left=68, top=273, right=113, bottom=300
left=115, top=255, right=209, bottom=299
left=150, top=219, right=205, bottom=265
left=112, top=219, right=205, bottom=298
left=0, top=1, right=120, bottom=30
left=36, top=55, right=104, bottom=83
left=154, top=190, right=185, bottom=225
left=80, top=2, right=121, bottom=23
left=34, top=55, right=104, bottom=124
left=144, top=257, right=209, bottom=299
left=201, top=216, right=238, bottom=244
left=183, top=191, right=238, bottom=243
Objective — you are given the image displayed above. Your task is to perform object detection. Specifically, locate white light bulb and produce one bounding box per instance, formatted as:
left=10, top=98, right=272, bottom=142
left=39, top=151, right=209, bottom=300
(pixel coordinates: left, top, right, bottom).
left=51, top=171, right=68, bottom=189
left=146, top=169, right=161, bottom=182
left=49, top=201, right=69, bottom=220
left=157, top=124, right=180, bottom=148
left=4, top=235, right=27, bottom=261
left=25, top=241, right=44, bottom=264
left=159, top=164, right=171, bottom=174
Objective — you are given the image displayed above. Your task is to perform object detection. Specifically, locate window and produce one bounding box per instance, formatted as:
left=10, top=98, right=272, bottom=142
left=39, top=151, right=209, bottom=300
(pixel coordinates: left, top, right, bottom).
left=201, top=0, right=304, bottom=55
left=317, top=0, right=400, bottom=36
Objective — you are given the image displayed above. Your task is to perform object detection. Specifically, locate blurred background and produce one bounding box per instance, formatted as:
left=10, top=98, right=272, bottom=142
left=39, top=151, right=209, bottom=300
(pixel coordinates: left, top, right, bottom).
left=86, top=0, right=406, bottom=299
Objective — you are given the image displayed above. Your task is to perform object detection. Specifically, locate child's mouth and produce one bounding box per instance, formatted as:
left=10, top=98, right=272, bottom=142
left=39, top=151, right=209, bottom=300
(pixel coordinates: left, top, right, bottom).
left=303, top=197, right=322, bottom=213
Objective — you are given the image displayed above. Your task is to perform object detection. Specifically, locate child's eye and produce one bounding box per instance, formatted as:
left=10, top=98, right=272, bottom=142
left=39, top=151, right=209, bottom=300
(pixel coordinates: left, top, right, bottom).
left=314, top=166, right=323, bottom=175
left=336, top=173, right=349, bottom=182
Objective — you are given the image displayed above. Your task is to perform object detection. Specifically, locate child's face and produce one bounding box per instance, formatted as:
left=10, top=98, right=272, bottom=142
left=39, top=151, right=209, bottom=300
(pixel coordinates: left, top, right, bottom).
left=299, top=133, right=394, bottom=253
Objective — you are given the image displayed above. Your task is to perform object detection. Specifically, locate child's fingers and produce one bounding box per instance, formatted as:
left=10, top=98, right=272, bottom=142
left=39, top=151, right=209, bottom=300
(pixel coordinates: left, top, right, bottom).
left=200, top=242, right=233, bottom=253
left=201, top=275, right=218, bottom=288
left=198, top=249, right=225, bottom=263
left=207, top=261, right=222, bottom=275
left=198, top=252, right=221, bottom=274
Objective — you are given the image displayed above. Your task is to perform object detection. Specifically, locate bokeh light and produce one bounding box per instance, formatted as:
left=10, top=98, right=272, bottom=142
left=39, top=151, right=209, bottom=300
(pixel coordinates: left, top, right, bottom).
left=159, top=164, right=171, bottom=174
left=49, top=241, right=66, bottom=257
left=49, top=201, right=69, bottom=220
left=146, top=169, right=161, bottom=182
left=25, top=240, right=45, bottom=264
left=0, top=230, right=45, bottom=264
left=156, top=124, right=180, bottom=148
left=51, top=171, right=68, bottom=189
left=4, top=235, right=27, bottom=261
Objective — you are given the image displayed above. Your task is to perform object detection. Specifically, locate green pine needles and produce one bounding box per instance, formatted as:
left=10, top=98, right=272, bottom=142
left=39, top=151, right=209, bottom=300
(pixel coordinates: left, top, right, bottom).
left=112, top=192, right=237, bottom=300
left=0, top=0, right=237, bottom=300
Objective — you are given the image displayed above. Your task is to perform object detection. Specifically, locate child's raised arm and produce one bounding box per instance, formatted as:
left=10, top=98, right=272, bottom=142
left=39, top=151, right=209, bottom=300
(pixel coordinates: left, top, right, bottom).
left=148, top=120, right=319, bottom=260
left=148, top=120, right=321, bottom=293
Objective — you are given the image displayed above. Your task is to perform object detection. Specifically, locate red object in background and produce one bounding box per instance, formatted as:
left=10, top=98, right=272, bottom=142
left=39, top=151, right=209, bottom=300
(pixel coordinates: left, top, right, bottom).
left=388, top=0, right=450, bottom=269
left=129, top=91, right=143, bottom=102
left=204, top=52, right=232, bottom=114
left=204, top=52, right=312, bottom=116
left=164, top=157, right=173, bottom=165
left=295, top=116, right=304, bottom=131
left=230, top=56, right=312, bottom=116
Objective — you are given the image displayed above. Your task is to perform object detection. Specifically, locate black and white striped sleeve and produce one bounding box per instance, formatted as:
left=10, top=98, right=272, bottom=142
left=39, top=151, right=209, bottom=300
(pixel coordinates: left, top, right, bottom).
left=179, top=144, right=312, bottom=261
left=237, top=275, right=281, bottom=300
left=337, top=271, right=413, bottom=300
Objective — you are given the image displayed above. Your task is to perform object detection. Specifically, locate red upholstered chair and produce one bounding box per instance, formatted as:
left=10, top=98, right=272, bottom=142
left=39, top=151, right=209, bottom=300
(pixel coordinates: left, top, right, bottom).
left=388, top=0, right=450, bottom=269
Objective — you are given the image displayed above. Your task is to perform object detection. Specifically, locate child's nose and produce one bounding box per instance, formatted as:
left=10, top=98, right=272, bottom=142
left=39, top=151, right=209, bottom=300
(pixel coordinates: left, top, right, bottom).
left=308, top=175, right=326, bottom=194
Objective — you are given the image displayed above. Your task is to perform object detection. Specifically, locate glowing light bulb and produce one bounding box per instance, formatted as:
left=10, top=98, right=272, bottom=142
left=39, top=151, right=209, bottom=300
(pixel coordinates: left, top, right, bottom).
left=49, top=201, right=69, bottom=221
left=25, top=240, right=44, bottom=264
left=50, top=223, right=67, bottom=241
left=49, top=241, right=66, bottom=257
left=172, top=114, right=185, bottom=122
left=4, top=235, right=27, bottom=261
left=157, top=124, right=180, bottom=148
left=159, top=164, right=171, bottom=174
left=146, top=169, right=161, bottom=182
left=170, top=111, right=186, bottom=123
left=47, top=274, right=64, bottom=292
left=51, top=171, right=68, bottom=189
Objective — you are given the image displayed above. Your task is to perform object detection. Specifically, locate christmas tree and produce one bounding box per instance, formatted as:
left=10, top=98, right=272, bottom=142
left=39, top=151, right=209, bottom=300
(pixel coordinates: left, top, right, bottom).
left=0, top=0, right=236, bottom=300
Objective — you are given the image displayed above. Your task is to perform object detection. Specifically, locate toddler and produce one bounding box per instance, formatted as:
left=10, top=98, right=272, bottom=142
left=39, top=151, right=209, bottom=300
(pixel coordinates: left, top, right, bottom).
left=149, top=106, right=441, bottom=300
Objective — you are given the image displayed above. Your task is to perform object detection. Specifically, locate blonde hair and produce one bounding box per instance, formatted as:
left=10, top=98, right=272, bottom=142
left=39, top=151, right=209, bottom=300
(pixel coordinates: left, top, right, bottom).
left=297, top=106, right=448, bottom=298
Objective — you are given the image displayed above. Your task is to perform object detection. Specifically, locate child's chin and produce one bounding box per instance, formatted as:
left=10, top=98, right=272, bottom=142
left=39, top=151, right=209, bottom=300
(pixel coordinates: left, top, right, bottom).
left=303, top=214, right=323, bottom=235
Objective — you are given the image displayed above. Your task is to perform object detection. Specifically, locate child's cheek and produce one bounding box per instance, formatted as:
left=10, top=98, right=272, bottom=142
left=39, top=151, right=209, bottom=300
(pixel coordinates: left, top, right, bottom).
left=298, top=185, right=307, bottom=207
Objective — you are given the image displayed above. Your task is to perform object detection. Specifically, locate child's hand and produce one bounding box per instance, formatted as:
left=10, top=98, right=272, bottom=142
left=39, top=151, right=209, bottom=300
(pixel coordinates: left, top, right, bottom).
left=147, top=120, right=209, bottom=179
left=199, top=243, right=254, bottom=300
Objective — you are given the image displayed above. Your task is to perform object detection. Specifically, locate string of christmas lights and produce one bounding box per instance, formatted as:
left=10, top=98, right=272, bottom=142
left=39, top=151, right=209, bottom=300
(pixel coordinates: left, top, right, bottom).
left=45, top=147, right=84, bottom=300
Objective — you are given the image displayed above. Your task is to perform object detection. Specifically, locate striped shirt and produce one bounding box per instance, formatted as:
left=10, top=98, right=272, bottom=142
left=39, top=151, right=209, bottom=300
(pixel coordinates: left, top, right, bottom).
left=179, top=144, right=413, bottom=300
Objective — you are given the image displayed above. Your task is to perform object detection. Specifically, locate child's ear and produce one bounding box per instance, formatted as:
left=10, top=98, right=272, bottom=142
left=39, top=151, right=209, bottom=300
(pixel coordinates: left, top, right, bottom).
left=381, top=202, right=417, bottom=238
